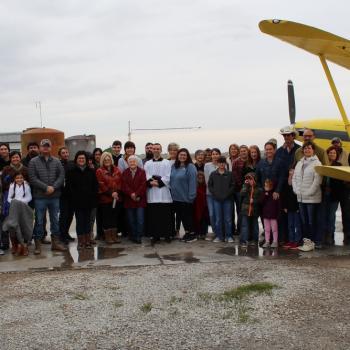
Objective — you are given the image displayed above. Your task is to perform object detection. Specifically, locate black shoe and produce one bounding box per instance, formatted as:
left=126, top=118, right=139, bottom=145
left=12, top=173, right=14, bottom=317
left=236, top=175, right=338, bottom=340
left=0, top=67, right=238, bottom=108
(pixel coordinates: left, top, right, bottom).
left=64, top=233, right=75, bottom=242
left=185, top=233, right=198, bottom=243
left=181, top=233, right=191, bottom=242
left=151, top=237, right=160, bottom=245
left=165, top=237, right=172, bottom=243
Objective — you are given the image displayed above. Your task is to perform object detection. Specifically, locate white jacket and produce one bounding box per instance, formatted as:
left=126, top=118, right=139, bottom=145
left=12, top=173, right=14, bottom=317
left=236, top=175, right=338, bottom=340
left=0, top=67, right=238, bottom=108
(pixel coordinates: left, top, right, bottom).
left=8, top=182, right=32, bottom=204
left=292, top=156, right=322, bottom=203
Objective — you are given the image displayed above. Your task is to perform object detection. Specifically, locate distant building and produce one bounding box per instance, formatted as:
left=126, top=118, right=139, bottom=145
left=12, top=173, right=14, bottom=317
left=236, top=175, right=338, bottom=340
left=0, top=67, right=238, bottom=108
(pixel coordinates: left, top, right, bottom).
left=0, top=132, right=21, bottom=152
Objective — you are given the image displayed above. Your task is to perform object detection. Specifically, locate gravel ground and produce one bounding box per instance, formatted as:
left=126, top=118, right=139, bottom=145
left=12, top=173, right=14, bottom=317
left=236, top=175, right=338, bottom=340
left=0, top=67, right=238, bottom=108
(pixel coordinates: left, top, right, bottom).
left=0, top=256, right=350, bottom=350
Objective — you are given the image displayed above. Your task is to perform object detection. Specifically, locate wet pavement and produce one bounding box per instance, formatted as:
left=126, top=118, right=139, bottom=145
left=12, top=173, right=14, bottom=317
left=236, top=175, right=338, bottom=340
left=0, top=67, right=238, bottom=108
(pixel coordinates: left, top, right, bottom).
left=0, top=231, right=349, bottom=273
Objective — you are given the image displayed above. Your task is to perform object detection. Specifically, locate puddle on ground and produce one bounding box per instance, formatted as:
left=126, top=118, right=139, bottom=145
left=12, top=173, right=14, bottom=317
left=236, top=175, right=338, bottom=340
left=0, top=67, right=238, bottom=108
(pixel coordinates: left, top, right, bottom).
left=216, top=245, right=300, bottom=259
left=161, top=252, right=200, bottom=263
left=64, top=246, right=127, bottom=265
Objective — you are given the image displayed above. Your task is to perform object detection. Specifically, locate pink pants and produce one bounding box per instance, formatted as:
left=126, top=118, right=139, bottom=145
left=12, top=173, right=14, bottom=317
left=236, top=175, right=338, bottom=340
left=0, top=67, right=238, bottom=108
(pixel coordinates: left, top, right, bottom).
left=263, top=218, right=278, bottom=243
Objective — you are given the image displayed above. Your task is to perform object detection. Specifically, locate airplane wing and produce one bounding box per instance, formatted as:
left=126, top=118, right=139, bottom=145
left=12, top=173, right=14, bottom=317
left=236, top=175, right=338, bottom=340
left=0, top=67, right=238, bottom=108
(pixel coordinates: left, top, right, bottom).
left=259, top=20, right=350, bottom=70
left=315, top=165, right=350, bottom=181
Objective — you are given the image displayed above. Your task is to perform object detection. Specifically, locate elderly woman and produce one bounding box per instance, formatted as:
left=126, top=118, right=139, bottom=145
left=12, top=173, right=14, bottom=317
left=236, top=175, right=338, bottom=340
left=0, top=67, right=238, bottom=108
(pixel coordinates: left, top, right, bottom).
left=121, top=155, right=147, bottom=244
left=96, top=152, right=123, bottom=244
left=167, top=142, right=180, bottom=166
left=226, top=144, right=239, bottom=171
left=292, top=141, right=322, bottom=251
left=66, top=151, right=98, bottom=250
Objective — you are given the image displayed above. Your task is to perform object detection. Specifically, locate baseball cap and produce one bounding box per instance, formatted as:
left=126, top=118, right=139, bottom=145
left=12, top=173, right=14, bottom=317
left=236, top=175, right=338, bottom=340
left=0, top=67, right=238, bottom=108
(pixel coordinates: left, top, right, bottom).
left=331, top=137, right=341, bottom=144
left=40, top=139, right=52, bottom=147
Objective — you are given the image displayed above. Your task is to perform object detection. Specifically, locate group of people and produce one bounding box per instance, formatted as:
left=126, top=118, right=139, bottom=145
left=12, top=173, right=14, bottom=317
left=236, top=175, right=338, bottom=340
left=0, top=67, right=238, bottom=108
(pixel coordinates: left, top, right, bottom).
left=0, top=125, right=349, bottom=257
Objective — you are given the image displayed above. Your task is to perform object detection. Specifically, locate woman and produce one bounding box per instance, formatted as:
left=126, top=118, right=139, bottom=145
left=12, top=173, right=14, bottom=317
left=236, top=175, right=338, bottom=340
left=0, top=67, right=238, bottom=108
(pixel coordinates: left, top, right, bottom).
left=66, top=151, right=98, bottom=250
left=89, top=147, right=103, bottom=241
left=92, top=148, right=103, bottom=169
left=292, top=141, right=322, bottom=251
left=96, top=152, right=123, bottom=244
left=226, top=144, right=239, bottom=171
left=204, top=148, right=221, bottom=240
left=194, top=150, right=205, bottom=172
left=323, top=146, right=343, bottom=245
left=121, top=156, right=147, bottom=244
left=1, top=151, right=29, bottom=251
left=118, top=141, right=143, bottom=173
left=167, top=142, right=180, bottom=166
left=246, top=145, right=261, bottom=174
left=170, top=148, right=197, bottom=242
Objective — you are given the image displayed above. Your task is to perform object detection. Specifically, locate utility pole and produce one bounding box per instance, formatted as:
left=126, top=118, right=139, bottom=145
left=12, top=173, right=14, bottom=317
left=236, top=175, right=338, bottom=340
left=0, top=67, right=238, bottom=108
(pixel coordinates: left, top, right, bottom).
left=35, top=101, right=43, bottom=128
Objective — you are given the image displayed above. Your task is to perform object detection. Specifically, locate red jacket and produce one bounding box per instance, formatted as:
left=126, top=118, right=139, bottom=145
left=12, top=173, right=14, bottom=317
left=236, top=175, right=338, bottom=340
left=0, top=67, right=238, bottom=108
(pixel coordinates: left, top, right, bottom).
left=96, top=165, right=122, bottom=204
left=193, top=183, right=209, bottom=232
left=232, top=157, right=246, bottom=192
left=121, top=167, right=147, bottom=208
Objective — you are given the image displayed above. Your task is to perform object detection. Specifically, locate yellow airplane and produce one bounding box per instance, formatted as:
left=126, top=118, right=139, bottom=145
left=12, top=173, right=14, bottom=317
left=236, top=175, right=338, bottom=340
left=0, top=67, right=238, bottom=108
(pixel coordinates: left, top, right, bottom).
left=259, top=19, right=350, bottom=153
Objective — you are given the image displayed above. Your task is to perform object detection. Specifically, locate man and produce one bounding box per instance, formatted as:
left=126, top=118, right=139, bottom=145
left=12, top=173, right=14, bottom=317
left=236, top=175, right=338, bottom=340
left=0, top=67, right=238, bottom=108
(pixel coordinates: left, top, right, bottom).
left=276, top=126, right=301, bottom=170
left=0, top=143, right=10, bottom=172
left=275, top=126, right=301, bottom=243
left=144, top=143, right=173, bottom=243
left=22, top=142, right=40, bottom=167
left=28, top=139, right=67, bottom=254
left=111, top=140, right=122, bottom=166
left=58, top=147, right=75, bottom=243
left=294, top=129, right=328, bottom=165
left=142, top=142, right=153, bottom=165
left=331, top=137, right=349, bottom=165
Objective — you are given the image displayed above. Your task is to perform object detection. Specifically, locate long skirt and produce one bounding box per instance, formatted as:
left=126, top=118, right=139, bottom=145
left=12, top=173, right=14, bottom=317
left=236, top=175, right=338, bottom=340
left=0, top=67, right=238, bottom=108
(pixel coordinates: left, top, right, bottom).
left=146, top=203, right=173, bottom=239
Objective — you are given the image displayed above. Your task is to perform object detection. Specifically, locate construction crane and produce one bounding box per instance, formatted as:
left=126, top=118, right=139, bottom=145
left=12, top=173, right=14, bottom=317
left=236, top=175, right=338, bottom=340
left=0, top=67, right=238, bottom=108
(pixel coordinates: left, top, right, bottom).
left=127, top=121, right=201, bottom=141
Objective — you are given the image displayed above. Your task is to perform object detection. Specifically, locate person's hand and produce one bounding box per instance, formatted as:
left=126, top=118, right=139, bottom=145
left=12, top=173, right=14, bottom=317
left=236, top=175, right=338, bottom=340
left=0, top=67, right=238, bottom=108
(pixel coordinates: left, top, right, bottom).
left=284, top=208, right=287, bottom=213
left=112, top=192, right=119, bottom=199
left=273, top=192, right=279, bottom=200
left=250, top=198, right=253, bottom=204
left=150, top=180, right=159, bottom=187
left=46, top=186, right=54, bottom=195
left=131, top=193, right=137, bottom=201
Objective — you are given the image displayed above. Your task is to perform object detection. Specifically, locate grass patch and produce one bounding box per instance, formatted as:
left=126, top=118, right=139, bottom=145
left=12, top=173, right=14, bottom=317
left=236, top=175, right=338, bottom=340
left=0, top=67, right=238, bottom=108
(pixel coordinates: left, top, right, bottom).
left=169, top=296, right=182, bottom=305
left=197, top=292, right=213, bottom=302
left=140, top=302, right=153, bottom=313
left=72, top=293, right=89, bottom=301
left=218, top=282, right=277, bottom=302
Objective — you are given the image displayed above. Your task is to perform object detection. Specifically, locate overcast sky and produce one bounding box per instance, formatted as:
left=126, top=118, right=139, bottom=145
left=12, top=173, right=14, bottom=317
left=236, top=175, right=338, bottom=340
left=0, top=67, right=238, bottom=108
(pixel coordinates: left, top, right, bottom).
left=1, top=0, right=349, bottom=152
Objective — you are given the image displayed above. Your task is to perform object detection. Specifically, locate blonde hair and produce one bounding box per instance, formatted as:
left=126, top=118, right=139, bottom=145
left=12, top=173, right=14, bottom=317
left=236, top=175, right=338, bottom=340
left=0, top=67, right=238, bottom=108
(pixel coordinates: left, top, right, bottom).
left=100, top=152, right=113, bottom=167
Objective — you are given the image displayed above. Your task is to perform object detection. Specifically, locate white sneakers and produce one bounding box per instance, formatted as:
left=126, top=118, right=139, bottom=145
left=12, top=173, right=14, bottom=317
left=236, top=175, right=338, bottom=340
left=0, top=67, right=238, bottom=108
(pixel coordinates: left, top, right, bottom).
left=298, top=238, right=315, bottom=252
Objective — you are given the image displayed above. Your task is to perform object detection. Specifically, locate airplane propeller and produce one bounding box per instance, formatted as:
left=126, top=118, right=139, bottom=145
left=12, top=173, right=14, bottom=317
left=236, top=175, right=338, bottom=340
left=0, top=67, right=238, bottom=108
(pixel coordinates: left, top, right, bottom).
left=288, top=80, right=296, bottom=124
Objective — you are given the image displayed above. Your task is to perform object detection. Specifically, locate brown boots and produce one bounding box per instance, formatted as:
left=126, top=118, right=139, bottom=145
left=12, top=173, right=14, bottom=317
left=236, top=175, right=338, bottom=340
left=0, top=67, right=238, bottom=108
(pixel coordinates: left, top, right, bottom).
left=51, top=236, right=68, bottom=252
left=104, top=229, right=121, bottom=244
left=77, top=235, right=94, bottom=250
left=10, top=233, right=18, bottom=254
left=34, top=239, right=41, bottom=255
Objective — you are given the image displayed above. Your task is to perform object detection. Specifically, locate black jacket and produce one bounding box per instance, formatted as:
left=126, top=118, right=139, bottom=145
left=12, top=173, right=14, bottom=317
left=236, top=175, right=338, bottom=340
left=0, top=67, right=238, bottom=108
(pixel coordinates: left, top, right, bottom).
left=65, top=165, right=98, bottom=209
left=281, top=183, right=299, bottom=212
left=208, top=169, right=235, bottom=201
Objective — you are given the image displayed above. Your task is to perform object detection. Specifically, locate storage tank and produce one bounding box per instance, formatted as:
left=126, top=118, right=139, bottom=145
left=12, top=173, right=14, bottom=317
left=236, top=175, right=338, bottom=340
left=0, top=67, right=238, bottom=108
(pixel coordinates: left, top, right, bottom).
left=65, top=135, right=96, bottom=160
left=21, top=127, right=65, bottom=157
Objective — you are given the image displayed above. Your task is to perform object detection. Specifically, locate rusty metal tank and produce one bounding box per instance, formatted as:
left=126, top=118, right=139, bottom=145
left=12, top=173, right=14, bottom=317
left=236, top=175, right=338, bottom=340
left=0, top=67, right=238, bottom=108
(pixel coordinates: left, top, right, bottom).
left=65, top=135, right=96, bottom=160
left=21, top=127, right=65, bottom=157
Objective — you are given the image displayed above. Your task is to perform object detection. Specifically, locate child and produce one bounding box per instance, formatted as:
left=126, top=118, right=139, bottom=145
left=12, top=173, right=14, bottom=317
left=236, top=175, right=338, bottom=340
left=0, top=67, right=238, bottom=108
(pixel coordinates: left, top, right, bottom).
left=262, top=179, right=280, bottom=248
left=239, top=172, right=262, bottom=247
left=193, top=171, right=209, bottom=239
left=208, top=156, right=235, bottom=242
left=281, top=168, right=302, bottom=249
left=2, top=173, right=33, bottom=256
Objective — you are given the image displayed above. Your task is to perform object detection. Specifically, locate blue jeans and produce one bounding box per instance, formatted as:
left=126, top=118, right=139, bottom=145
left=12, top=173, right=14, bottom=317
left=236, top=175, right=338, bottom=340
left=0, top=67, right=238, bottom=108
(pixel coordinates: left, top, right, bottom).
left=240, top=215, right=259, bottom=243
left=33, top=198, right=60, bottom=240
left=206, top=195, right=216, bottom=233
left=287, top=211, right=302, bottom=243
left=299, top=203, right=320, bottom=244
left=127, top=207, right=144, bottom=241
left=212, top=199, right=233, bottom=240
